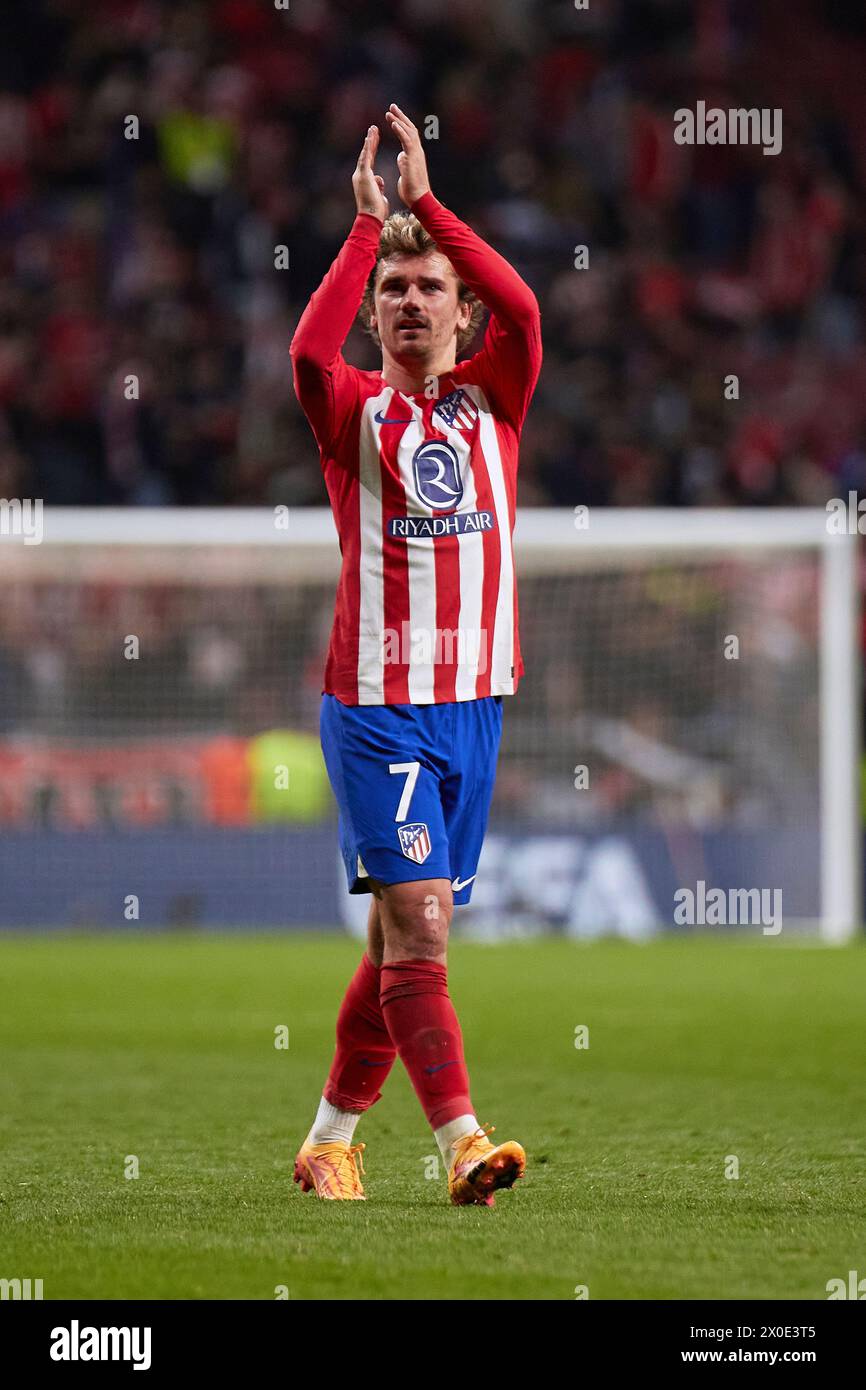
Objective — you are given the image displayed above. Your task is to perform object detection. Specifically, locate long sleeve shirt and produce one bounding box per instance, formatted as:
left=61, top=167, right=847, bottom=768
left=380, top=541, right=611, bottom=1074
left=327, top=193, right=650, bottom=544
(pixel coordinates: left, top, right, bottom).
left=290, top=191, right=542, bottom=705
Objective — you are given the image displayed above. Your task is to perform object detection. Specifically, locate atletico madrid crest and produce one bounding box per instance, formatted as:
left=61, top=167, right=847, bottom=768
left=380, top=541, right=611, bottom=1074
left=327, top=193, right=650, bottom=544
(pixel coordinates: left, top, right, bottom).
left=398, top=822, right=431, bottom=864
left=434, top=388, right=479, bottom=433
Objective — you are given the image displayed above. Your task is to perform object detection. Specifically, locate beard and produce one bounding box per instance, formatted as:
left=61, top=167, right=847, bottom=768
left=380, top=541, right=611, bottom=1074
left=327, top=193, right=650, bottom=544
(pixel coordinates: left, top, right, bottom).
left=393, top=338, right=428, bottom=357
left=390, top=325, right=432, bottom=357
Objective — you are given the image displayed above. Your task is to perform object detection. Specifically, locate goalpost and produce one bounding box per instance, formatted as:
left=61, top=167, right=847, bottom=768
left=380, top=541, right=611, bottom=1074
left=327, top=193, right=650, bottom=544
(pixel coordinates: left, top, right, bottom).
left=0, top=507, right=859, bottom=939
left=510, top=508, right=861, bottom=944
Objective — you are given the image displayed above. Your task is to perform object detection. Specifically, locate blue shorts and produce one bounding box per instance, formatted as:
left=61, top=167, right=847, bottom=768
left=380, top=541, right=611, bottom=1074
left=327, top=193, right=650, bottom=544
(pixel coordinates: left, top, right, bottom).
left=320, top=693, right=503, bottom=906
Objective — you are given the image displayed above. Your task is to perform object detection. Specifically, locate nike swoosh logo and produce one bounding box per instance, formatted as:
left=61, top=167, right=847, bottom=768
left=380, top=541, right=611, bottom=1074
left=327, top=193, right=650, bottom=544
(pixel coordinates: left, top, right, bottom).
left=373, top=411, right=409, bottom=424
left=451, top=875, right=476, bottom=891
left=423, top=1060, right=458, bottom=1075
left=359, top=1058, right=391, bottom=1067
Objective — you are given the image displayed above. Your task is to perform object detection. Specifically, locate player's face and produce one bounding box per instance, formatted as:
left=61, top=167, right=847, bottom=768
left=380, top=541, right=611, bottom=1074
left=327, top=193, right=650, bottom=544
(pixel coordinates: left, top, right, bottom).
left=372, top=252, right=472, bottom=363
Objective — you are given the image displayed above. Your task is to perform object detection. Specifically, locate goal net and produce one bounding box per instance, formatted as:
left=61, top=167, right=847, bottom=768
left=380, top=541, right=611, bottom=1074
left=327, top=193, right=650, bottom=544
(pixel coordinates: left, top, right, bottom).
left=0, top=507, right=858, bottom=940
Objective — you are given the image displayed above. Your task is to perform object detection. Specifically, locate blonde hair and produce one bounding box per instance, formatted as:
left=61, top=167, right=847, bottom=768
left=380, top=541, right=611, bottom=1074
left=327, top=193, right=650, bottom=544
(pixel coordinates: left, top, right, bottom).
left=358, top=211, right=485, bottom=354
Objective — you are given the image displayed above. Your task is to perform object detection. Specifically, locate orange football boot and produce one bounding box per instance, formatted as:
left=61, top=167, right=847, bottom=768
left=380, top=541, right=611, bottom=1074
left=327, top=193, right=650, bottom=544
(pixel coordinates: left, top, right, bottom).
left=448, top=1123, right=526, bottom=1207
left=293, top=1140, right=366, bottom=1200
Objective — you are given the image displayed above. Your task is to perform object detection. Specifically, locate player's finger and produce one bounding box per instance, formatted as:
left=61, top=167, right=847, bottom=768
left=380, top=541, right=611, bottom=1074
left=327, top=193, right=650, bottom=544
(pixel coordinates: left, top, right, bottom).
left=398, top=120, right=422, bottom=153
left=389, top=102, right=414, bottom=128
left=357, top=126, right=374, bottom=167
left=388, top=117, right=412, bottom=150
left=396, top=114, right=419, bottom=142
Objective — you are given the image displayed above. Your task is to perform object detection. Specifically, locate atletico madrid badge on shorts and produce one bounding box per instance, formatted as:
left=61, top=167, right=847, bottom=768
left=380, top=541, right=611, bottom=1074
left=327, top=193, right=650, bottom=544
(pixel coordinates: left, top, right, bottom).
left=398, top=822, right=431, bottom=865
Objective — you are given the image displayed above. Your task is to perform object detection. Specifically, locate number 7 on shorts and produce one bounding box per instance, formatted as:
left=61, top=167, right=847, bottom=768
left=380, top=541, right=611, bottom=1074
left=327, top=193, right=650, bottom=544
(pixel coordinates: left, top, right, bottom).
left=389, top=762, right=420, bottom=822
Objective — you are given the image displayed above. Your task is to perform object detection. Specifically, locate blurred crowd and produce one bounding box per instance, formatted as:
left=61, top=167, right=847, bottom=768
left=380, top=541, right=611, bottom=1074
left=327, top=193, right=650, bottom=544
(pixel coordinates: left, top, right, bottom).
left=0, top=558, right=821, bottom=828
left=2, top=0, right=866, bottom=509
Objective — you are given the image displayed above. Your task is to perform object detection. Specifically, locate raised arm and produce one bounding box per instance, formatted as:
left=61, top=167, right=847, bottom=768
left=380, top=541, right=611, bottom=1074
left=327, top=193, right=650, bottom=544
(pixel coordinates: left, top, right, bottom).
left=385, top=104, right=542, bottom=429
left=410, top=189, right=539, bottom=319
left=289, top=127, right=388, bottom=450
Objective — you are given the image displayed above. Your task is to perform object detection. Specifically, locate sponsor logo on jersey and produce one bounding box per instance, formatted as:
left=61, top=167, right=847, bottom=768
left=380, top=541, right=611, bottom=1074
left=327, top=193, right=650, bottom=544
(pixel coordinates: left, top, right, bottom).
left=387, top=511, right=494, bottom=538
left=373, top=410, right=410, bottom=424
left=412, top=439, right=463, bottom=509
left=433, top=388, right=479, bottom=433
left=398, top=822, right=431, bottom=864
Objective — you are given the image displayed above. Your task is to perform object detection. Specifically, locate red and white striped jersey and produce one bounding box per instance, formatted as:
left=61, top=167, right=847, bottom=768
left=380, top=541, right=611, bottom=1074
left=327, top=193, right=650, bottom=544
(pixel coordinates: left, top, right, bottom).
left=290, top=191, right=542, bottom=705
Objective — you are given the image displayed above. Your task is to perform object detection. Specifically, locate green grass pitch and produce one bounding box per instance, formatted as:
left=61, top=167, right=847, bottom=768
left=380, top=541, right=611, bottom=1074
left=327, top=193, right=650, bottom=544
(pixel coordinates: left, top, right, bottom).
left=1, top=932, right=864, bottom=1300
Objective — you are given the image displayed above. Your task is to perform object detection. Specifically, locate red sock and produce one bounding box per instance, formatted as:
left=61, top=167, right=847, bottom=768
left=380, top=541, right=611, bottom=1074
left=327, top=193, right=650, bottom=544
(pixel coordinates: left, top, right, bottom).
left=323, top=954, right=398, bottom=1111
left=379, top=959, right=473, bottom=1129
